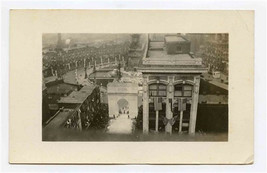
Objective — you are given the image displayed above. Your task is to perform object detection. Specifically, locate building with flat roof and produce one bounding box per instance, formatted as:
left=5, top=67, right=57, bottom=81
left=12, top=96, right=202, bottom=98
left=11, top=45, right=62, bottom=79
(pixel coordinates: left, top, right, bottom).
left=138, top=34, right=207, bottom=135
left=42, top=77, right=81, bottom=124
left=88, top=68, right=116, bottom=87
left=58, top=85, right=97, bottom=106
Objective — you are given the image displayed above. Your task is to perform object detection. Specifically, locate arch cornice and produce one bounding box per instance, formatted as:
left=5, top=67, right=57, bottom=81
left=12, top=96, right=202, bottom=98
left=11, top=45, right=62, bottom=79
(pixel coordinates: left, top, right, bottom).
left=147, top=80, right=169, bottom=85
left=173, top=80, right=195, bottom=86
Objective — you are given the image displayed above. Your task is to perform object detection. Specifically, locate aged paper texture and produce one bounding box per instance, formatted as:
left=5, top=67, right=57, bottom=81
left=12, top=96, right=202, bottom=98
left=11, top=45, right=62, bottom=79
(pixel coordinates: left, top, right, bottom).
left=9, top=10, right=254, bottom=164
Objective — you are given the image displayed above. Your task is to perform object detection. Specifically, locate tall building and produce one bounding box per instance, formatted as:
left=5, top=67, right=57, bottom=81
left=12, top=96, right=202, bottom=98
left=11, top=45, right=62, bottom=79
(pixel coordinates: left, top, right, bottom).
left=56, top=33, right=63, bottom=51
left=127, top=34, right=146, bottom=70
left=138, top=34, right=207, bottom=135
left=184, top=34, right=206, bottom=54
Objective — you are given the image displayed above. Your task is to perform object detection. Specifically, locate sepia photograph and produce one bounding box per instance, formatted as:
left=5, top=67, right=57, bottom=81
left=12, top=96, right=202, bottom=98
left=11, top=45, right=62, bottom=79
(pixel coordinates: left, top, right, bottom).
left=8, top=9, right=255, bottom=164
left=42, top=33, right=229, bottom=141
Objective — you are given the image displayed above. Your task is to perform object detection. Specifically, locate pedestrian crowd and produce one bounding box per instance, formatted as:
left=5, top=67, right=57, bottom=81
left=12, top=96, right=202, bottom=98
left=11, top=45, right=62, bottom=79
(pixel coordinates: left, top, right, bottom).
left=43, top=43, right=130, bottom=78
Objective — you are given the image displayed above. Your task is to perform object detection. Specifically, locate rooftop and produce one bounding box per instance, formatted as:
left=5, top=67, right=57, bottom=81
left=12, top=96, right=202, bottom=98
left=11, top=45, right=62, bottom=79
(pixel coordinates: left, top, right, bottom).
left=44, top=76, right=58, bottom=84
left=44, top=109, right=75, bottom=129
left=47, top=83, right=78, bottom=95
left=208, top=80, right=228, bottom=91
left=165, top=36, right=186, bottom=42
left=138, top=34, right=208, bottom=73
left=149, top=42, right=164, bottom=50
left=198, top=95, right=228, bottom=104
left=58, top=85, right=96, bottom=104
left=42, top=81, right=47, bottom=91
left=144, top=49, right=202, bottom=66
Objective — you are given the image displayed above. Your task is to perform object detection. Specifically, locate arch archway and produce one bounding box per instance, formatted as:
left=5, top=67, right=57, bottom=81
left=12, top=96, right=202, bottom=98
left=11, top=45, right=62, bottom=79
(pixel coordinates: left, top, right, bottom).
left=117, top=98, right=129, bottom=114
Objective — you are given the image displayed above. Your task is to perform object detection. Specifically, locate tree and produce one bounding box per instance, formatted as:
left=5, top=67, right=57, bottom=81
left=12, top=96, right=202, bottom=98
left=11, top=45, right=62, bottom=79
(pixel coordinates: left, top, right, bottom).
left=89, top=88, right=109, bottom=129
left=135, top=105, right=143, bottom=130
left=90, top=103, right=109, bottom=129
left=117, top=61, right=122, bottom=81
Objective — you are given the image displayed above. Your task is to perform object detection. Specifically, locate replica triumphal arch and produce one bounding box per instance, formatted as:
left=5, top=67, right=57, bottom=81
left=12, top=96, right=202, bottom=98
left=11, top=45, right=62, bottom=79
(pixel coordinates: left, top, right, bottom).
left=107, top=82, right=139, bottom=119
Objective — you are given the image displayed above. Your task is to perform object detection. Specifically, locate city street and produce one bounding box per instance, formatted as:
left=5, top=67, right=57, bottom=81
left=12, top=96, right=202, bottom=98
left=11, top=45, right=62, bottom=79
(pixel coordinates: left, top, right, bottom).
left=63, top=67, right=94, bottom=85
left=107, top=114, right=133, bottom=134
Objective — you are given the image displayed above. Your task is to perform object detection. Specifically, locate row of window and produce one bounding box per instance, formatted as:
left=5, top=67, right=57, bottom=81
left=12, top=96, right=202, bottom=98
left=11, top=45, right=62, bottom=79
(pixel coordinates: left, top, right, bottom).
left=149, top=84, right=193, bottom=97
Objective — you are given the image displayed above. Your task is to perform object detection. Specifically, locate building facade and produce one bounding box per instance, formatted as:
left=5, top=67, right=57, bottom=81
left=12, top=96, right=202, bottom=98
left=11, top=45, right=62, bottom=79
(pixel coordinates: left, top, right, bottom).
left=42, top=76, right=82, bottom=124
left=57, top=85, right=101, bottom=130
left=138, top=34, right=207, bottom=135
left=125, top=34, right=147, bottom=71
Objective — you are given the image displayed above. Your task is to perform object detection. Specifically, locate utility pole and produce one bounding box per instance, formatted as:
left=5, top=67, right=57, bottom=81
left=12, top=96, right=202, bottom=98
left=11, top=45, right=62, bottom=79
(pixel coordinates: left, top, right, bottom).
left=178, top=98, right=187, bottom=133
left=84, top=66, right=87, bottom=79
left=93, top=65, right=96, bottom=84
left=117, top=59, right=122, bottom=81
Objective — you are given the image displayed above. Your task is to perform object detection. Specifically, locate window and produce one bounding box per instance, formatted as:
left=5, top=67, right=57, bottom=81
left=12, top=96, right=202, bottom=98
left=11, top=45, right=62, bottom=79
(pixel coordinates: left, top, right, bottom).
left=149, top=84, right=167, bottom=97
left=174, top=84, right=193, bottom=97
left=177, top=46, right=182, bottom=52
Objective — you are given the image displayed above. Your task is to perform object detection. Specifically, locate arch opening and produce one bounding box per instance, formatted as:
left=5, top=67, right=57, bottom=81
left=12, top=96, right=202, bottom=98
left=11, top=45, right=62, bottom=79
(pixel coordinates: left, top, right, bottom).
left=117, top=98, right=129, bottom=115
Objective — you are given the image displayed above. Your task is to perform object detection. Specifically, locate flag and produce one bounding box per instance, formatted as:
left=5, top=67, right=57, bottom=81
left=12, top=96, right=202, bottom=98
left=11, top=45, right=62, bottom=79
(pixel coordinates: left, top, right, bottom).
left=162, top=116, right=178, bottom=126
left=153, top=97, right=158, bottom=111
left=178, top=98, right=187, bottom=111
left=169, top=98, right=173, bottom=113
left=182, top=98, right=187, bottom=111
left=170, top=117, right=176, bottom=126
left=162, top=116, right=168, bottom=126
left=154, top=97, right=162, bottom=111
left=158, top=97, right=162, bottom=110
left=178, top=99, right=181, bottom=111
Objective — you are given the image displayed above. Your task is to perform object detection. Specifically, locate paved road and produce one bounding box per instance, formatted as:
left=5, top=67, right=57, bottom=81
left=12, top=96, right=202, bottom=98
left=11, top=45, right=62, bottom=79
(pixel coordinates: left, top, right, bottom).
left=63, top=67, right=94, bottom=85
left=107, top=114, right=133, bottom=134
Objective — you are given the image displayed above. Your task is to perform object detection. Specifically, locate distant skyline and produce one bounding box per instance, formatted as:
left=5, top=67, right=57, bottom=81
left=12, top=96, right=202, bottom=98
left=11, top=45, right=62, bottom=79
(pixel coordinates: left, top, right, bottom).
left=42, top=33, right=133, bottom=48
